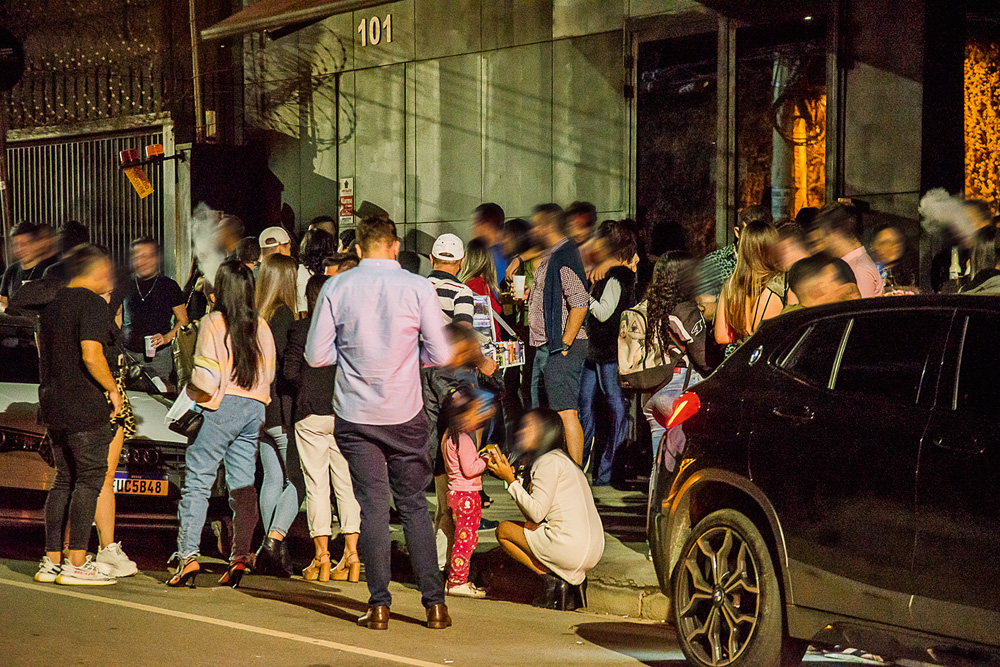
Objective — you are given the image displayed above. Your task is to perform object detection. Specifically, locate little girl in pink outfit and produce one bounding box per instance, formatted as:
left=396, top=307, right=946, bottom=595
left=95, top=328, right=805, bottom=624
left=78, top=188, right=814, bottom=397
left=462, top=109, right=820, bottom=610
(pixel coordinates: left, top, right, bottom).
left=441, top=386, right=495, bottom=599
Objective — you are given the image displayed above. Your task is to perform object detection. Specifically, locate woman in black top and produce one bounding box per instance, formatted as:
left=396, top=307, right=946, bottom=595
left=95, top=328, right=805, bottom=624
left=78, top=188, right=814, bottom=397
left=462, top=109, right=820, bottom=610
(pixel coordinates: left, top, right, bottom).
left=253, top=254, right=305, bottom=576
left=579, top=221, right=637, bottom=486
left=285, top=273, right=362, bottom=582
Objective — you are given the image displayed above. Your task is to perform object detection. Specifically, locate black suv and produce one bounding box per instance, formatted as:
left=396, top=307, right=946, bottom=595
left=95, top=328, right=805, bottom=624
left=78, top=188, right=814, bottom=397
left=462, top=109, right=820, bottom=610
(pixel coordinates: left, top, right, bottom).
left=647, top=296, right=1000, bottom=666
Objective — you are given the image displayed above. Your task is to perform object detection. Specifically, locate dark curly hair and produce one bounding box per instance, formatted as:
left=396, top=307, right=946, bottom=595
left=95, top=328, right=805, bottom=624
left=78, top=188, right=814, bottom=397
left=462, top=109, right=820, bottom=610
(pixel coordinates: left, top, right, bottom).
left=644, top=251, right=695, bottom=355
left=299, top=229, right=338, bottom=275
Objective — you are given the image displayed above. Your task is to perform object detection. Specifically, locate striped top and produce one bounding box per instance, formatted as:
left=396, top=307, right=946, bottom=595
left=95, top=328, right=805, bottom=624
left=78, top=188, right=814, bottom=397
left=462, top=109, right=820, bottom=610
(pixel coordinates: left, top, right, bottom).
left=428, top=269, right=475, bottom=326
left=191, top=311, right=276, bottom=410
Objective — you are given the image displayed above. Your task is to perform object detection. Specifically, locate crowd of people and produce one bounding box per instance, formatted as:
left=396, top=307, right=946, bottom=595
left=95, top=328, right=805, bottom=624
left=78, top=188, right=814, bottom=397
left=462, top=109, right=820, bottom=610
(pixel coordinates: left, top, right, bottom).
left=6, top=191, right=997, bottom=621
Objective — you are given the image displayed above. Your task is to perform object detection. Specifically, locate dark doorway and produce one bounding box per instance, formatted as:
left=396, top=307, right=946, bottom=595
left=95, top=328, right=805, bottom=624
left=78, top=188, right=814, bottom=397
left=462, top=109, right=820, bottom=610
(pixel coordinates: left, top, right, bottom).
left=636, top=32, right=718, bottom=257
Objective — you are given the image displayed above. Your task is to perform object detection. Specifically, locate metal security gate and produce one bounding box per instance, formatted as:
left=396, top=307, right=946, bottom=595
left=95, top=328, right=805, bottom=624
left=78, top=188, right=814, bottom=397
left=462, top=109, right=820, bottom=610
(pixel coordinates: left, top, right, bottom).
left=5, top=117, right=174, bottom=267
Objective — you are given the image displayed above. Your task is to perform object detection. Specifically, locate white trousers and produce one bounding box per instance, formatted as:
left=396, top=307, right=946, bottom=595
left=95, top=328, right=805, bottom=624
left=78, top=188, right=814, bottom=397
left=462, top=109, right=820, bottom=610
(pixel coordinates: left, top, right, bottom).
left=294, top=414, right=361, bottom=537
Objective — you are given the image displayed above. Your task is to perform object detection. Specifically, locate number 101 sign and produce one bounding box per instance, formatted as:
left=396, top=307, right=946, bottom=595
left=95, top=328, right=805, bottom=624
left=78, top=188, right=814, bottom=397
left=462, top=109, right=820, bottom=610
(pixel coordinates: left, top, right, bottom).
left=358, top=14, right=392, bottom=47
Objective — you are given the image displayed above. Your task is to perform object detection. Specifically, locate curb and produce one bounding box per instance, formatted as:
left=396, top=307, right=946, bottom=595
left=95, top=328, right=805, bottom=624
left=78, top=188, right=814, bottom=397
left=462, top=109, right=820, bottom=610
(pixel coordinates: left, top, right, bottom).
left=586, top=580, right=670, bottom=621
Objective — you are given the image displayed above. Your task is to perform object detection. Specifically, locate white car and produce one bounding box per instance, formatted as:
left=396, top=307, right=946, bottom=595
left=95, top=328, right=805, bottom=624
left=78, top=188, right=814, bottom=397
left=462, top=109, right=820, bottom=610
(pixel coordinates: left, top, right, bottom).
left=0, top=313, right=217, bottom=528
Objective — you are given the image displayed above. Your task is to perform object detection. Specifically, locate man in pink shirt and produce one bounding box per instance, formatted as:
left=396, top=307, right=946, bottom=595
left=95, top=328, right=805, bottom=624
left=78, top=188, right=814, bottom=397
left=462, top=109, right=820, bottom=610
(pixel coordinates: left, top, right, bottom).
left=814, top=202, right=884, bottom=298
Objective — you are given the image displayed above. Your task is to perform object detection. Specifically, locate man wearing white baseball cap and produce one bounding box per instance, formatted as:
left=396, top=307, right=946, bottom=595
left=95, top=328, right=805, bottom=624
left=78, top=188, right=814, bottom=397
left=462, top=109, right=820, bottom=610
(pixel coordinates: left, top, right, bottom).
left=259, top=226, right=292, bottom=259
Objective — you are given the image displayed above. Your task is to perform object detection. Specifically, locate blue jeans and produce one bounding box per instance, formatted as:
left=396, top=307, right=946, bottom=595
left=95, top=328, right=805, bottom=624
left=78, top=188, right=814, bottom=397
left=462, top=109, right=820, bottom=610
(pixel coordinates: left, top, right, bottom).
left=644, top=370, right=704, bottom=463
left=579, top=360, right=630, bottom=485
left=176, top=395, right=264, bottom=561
left=334, top=411, right=444, bottom=608
left=530, top=345, right=549, bottom=409
left=259, top=425, right=305, bottom=538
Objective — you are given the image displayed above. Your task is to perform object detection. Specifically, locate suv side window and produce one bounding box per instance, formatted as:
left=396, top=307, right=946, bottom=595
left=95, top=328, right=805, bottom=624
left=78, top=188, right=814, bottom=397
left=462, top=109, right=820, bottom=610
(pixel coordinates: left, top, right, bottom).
left=834, top=311, right=949, bottom=405
left=778, top=319, right=847, bottom=389
left=955, top=313, right=1000, bottom=413
left=0, top=331, right=40, bottom=384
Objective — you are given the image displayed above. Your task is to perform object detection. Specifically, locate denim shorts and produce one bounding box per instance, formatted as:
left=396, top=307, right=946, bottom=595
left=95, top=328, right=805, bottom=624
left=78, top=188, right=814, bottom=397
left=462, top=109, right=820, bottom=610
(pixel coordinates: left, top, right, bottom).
left=542, top=339, right=589, bottom=412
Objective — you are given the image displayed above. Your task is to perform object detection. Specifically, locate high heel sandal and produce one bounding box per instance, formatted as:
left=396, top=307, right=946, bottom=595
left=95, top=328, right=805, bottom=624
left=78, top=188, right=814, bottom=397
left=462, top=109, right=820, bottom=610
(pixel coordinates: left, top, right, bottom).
left=330, top=554, right=361, bottom=583
left=166, top=557, right=200, bottom=588
left=219, top=561, right=246, bottom=588
left=302, top=553, right=332, bottom=582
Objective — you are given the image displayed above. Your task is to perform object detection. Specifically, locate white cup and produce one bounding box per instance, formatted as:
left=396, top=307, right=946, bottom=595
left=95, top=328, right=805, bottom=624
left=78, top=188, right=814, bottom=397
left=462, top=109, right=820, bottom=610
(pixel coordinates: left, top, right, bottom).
left=144, top=335, right=157, bottom=359
left=513, top=275, right=526, bottom=299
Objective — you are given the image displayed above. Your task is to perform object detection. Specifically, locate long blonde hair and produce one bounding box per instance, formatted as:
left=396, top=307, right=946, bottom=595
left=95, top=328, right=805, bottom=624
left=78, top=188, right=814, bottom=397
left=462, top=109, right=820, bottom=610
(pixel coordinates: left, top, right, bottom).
left=256, top=253, right=299, bottom=322
left=722, top=220, right=781, bottom=339
left=458, top=238, right=499, bottom=295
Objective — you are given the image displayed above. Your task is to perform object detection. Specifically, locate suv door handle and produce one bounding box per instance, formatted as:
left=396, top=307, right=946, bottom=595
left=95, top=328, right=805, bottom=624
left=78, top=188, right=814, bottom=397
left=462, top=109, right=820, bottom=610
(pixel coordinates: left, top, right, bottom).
left=772, top=406, right=814, bottom=423
left=930, top=435, right=985, bottom=455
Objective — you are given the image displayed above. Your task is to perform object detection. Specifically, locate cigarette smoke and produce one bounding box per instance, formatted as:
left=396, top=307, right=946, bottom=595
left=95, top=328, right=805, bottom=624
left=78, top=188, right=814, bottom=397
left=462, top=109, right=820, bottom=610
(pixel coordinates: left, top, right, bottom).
left=191, top=202, right=225, bottom=286
left=919, top=189, right=976, bottom=245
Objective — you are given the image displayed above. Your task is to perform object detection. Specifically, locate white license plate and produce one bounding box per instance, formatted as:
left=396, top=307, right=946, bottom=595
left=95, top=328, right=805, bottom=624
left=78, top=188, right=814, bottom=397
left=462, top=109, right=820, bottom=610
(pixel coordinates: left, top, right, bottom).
left=113, top=473, right=169, bottom=496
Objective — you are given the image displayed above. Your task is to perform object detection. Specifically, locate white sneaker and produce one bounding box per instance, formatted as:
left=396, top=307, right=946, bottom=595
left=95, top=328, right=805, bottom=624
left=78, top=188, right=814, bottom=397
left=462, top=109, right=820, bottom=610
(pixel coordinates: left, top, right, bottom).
left=446, top=582, right=486, bottom=599
left=96, top=542, right=139, bottom=577
left=56, top=556, right=117, bottom=586
left=34, top=556, right=60, bottom=583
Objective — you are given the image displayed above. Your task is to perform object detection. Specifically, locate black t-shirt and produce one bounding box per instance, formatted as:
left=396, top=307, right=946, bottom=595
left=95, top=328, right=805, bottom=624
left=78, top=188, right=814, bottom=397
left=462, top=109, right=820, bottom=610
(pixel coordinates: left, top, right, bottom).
left=0, top=255, right=58, bottom=299
left=121, top=274, right=185, bottom=351
left=38, top=287, right=112, bottom=431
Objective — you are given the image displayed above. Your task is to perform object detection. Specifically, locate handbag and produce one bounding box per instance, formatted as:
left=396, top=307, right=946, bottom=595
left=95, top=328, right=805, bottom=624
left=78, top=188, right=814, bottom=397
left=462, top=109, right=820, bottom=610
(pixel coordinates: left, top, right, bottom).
left=168, top=409, right=204, bottom=440
left=165, top=388, right=204, bottom=440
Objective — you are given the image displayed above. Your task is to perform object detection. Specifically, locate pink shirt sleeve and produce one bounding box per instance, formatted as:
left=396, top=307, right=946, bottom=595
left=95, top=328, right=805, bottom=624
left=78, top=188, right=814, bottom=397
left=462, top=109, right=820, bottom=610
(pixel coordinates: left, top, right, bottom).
left=457, top=434, right=488, bottom=479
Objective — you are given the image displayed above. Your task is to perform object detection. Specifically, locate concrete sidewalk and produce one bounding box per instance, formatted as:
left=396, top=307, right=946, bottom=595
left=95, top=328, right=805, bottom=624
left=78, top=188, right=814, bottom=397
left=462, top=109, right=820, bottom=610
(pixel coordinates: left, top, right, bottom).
left=405, top=476, right=669, bottom=621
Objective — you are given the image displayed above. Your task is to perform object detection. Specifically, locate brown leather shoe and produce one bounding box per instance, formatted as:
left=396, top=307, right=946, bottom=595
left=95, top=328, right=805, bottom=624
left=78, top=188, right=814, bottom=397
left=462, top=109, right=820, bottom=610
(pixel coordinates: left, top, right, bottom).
left=357, top=605, right=390, bottom=630
left=426, top=603, right=452, bottom=629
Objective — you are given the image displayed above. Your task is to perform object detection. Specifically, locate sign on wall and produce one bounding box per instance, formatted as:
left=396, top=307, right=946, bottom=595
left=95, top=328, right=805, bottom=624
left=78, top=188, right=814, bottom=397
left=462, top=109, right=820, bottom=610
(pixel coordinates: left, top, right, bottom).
left=339, top=178, right=354, bottom=229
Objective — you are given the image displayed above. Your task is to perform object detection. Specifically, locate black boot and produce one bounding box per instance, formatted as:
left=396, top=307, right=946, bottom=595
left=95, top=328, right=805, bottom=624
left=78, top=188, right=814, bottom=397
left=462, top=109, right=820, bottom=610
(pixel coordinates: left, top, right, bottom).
left=256, top=537, right=292, bottom=578
left=277, top=539, right=294, bottom=576
left=533, top=573, right=574, bottom=610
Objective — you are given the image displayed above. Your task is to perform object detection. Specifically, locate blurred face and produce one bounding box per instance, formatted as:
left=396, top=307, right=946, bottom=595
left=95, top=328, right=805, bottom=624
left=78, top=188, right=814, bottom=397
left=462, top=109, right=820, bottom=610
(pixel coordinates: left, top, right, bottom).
left=806, top=227, right=827, bottom=254
left=454, top=397, right=495, bottom=434
left=515, top=413, right=542, bottom=454
left=567, top=215, right=593, bottom=245
left=777, top=237, right=809, bottom=272
left=10, top=234, right=35, bottom=263
left=472, top=218, right=498, bottom=246
left=798, top=265, right=842, bottom=307
left=590, top=235, right=612, bottom=264
left=131, top=242, right=160, bottom=278
left=871, top=228, right=904, bottom=265
left=531, top=213, right=558, bottom=248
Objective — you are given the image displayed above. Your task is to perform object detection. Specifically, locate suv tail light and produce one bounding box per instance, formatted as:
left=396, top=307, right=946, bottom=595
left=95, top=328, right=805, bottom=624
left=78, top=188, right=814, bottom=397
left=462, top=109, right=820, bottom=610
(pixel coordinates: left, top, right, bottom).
left=667, top=392, right=701, bottom=428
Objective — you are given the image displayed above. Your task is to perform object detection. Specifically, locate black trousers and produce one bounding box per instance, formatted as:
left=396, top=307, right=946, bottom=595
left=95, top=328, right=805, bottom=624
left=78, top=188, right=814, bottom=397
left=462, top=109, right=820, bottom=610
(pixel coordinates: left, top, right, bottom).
left=44, top=422, right=116, bottom=552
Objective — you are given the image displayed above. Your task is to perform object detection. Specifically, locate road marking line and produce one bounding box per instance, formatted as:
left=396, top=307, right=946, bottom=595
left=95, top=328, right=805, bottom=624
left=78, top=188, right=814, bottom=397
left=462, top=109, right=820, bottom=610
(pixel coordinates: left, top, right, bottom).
left=0, top=578, right=441, bottom=667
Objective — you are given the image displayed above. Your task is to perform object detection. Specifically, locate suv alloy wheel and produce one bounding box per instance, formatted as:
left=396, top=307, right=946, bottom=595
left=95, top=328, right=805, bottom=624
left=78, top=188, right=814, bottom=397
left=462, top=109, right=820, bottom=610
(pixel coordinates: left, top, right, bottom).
left=671, top=509, right=807, bottom=666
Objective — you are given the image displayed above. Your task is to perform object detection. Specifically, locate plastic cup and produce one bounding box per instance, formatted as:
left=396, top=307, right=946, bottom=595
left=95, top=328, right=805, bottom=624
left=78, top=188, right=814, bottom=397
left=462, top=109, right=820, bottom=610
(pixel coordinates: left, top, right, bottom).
left=144, top=335, right=156, bottom=359
left=513, top=275, right=526, bottom=299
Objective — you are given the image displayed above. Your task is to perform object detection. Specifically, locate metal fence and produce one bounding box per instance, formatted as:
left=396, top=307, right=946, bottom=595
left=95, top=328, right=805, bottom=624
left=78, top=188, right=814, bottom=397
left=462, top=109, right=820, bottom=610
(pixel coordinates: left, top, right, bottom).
left=6, top=127, right=166, bottom=267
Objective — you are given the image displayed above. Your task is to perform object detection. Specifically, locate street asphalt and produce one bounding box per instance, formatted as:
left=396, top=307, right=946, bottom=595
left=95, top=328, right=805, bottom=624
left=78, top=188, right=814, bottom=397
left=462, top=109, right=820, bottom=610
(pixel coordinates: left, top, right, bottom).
left=0, top=478, right=908, bottom=665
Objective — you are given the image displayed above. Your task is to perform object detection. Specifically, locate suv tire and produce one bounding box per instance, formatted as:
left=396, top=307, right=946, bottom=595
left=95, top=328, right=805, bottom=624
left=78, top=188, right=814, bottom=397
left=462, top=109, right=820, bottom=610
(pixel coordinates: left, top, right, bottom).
left=671, top=509, right=807, bottom=666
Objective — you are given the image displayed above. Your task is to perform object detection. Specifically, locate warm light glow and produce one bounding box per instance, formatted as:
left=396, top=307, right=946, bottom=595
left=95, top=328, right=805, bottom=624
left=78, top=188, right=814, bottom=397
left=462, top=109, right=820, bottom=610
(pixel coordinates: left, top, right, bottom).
left=965, top=39, right=1000, bottom=206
